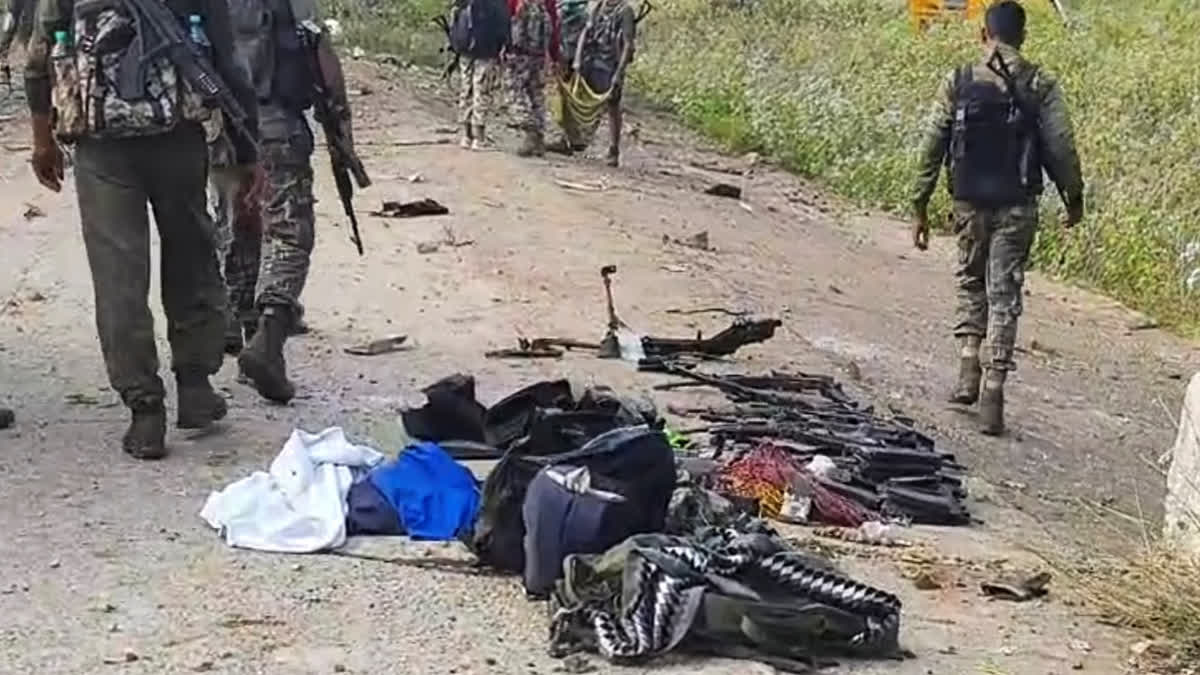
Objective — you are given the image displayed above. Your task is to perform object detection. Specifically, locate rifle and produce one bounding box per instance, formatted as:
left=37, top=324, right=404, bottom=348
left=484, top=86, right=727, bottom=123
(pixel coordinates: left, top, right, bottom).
left=297, top=22, right=371, bottom=255
left=986, top=50, right=1053, bottom=200
left=116, top=0, right=257, bottom=153
left=433, top=15, right=459, bottom=81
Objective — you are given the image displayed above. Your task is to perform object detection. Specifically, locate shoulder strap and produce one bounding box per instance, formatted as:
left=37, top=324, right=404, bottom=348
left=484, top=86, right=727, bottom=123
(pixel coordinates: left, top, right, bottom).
left=952, top=64, right=973, bottom=99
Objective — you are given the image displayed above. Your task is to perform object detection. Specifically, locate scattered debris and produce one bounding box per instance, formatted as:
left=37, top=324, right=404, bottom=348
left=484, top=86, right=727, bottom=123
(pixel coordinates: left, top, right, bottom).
left=23, top=203, right=46, bottom=220
left=662, top=230, right=713, bottom=251
left=344, top=335, right=410, bottom=356
left=812, top=522, right=912, bottom=548
left=350, top=46, right=365, bottom=59
left=688, top=160, right=745, bottom=177
left=660, top=264, right=689, bottom=273
left=704, top=182, right=742, bottom=200
left=103, top=650, right=139, bottom=665
left=1069, top=640, right=1093, bottom=653
left=554, top=178, right=609, bottom=192
left=217, top=616, right=285, bottom=629
left=193, top=661, right=214, bottom=672
left=417, top=226, right=475, bottom=254
left=845, top=360, right=862, bottom=382
left=372, top=199, right=449, bottom=218
left=664, top=307, right=749, bottom=317
left=66, top=392, right=100, bottom=405
left=912, top=569, right=943, bottom=591
left=554, top=654, right=598, bottom=674
left=407, top=172, right=426, bottom=183
left=49, top=558, right=61, bottom=569
left=981, top=571, right=1051, bottom=601
left=360, top=138, right=453, bottom=147
left=1127, top=317, right=1160, bottom=331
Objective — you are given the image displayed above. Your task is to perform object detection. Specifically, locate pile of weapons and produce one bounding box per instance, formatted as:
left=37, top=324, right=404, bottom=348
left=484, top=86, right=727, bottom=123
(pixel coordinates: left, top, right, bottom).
left=655, top=365, right=971, bottom=526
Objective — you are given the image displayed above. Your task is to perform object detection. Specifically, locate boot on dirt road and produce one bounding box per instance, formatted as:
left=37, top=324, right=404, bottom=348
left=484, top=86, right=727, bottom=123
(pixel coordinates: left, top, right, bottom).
left=517, top=129, right=544, bottom=157
left=238, top=306, right=296, bottom=403
left=123, top=401, right=167, bottom=460
left=979, top=370, right=1006, bottom=436
left=175, top=371, right=228, bottom=429
left=459, top=122, right=473, bottom=149
left=0, top=407, right=13, bottom=430
left=470, top=125, right=488, bottom=151
left=947, top=336, right=983, bottom=404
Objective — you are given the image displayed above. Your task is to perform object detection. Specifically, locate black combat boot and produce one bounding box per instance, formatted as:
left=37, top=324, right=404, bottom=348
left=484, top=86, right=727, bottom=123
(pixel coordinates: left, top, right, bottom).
left=947, top=336, right=983, bottom=405
left=238, top=306, right=296, bottom=403
left=979, top=369, right=1006, bottom=436
left=517, top=129, right=545, bottom=158
left=0, top=407, right=13, bottom=430
left=176, top=369, right=228, bottom=429
left=459, top=122, right=473, bottom=149
left=123, top=400, right=167, bottom=460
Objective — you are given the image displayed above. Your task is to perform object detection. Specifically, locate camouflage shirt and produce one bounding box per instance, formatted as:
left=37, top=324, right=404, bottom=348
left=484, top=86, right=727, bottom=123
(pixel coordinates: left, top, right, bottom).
left=912, top=42, right=1083, bottom=210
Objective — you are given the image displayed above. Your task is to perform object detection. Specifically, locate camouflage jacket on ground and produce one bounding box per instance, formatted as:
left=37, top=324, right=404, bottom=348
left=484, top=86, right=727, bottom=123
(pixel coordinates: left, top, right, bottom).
left=912, top=42, right=1083, bottom=210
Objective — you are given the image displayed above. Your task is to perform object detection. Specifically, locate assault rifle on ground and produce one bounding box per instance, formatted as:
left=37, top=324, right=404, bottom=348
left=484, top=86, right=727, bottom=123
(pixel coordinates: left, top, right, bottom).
left=116, top=0, right=257, bottom=153
left=297, top=22, right=370, bottom=255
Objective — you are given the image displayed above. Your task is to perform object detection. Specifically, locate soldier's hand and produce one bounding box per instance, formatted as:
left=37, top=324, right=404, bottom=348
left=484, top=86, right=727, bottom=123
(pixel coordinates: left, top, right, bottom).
left=237, top=163, right=268, bottom=210
left=912, top=204, right=931, bottom=251
left=31, top=141, right=64, bottom=193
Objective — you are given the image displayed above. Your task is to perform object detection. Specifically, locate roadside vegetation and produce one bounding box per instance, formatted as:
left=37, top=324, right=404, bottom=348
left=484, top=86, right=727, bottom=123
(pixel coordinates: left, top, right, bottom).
left=331, top=0, right=1200, bottom=331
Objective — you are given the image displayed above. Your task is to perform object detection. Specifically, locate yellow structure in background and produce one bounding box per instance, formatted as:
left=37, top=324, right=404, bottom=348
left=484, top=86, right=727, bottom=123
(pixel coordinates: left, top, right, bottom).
left=908, top=0, right=988, bottom=29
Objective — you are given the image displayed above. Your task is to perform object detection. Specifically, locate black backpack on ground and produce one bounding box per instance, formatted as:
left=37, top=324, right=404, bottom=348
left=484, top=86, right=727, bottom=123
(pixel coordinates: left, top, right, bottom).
left=448, top=0, right=511, bottom=59
left=949, top=59, right=1041, bottom=207
left=470, top=421, right=674, bottom=573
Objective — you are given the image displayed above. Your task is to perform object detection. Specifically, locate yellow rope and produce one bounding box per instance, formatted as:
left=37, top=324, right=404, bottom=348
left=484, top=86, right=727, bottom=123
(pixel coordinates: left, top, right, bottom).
left=550, top=71, right=613, bottom=131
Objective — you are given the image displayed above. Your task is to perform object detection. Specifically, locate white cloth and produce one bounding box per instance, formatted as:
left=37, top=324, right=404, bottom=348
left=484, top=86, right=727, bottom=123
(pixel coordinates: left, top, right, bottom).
left=200, top=427, right=385, bottom=553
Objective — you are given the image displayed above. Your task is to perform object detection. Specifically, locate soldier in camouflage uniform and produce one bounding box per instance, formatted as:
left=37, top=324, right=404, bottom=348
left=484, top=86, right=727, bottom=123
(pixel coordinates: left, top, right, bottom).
left=224, top=0, right=354, bottom=404
left=26, top=0, right=261, bottom=458
left=552, top=0, right=635, bottom=167
left=505, top=0, right=560, bottom=157
left=912, top=1, right=1083, bottom=435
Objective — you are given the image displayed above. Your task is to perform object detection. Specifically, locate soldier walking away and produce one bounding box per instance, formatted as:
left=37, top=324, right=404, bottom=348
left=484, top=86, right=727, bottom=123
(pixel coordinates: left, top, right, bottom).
left=550, top=0, right=636, bottom=167
left=449, top=0, right=509, bottom=150
left=505, top=0, right=560, bottom=157
left=230, top=0, right=357, bottom=405
left=25, top=0, right=262, bottom=459
left=911, top=0, right=1083, bottom=436
left=0, top=0, right=33, bottom=87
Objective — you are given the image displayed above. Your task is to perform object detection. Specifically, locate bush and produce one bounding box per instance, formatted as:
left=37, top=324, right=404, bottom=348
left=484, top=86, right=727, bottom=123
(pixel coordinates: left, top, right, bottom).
left=335, top=0, right=1200, bottom=331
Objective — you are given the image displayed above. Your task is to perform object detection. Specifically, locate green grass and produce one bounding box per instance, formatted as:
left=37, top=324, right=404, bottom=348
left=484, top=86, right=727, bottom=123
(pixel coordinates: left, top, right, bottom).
left=333, top=0, right=1200, bottom=331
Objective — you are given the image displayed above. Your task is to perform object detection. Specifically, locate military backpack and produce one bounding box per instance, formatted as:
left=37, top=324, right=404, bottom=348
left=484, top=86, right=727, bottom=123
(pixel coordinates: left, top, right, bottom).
left=948, top=58, right=1041, bottom=207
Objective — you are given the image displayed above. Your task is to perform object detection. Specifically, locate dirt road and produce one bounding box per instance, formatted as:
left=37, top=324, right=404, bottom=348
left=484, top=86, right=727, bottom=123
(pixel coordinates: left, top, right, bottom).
left=0, top=60, right=1187, bottom=673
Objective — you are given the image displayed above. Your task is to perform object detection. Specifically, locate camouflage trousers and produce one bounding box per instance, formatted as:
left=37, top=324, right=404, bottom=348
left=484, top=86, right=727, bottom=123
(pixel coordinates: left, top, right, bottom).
left=210, top=122, right=315, bottom=327
left=952, top=201, right=1038, bottom=371
left=458, top=57, right=500, bottom=127
left=76, top=123, right=226, bottom=408
left=506, top=53, right=547, bottom=133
